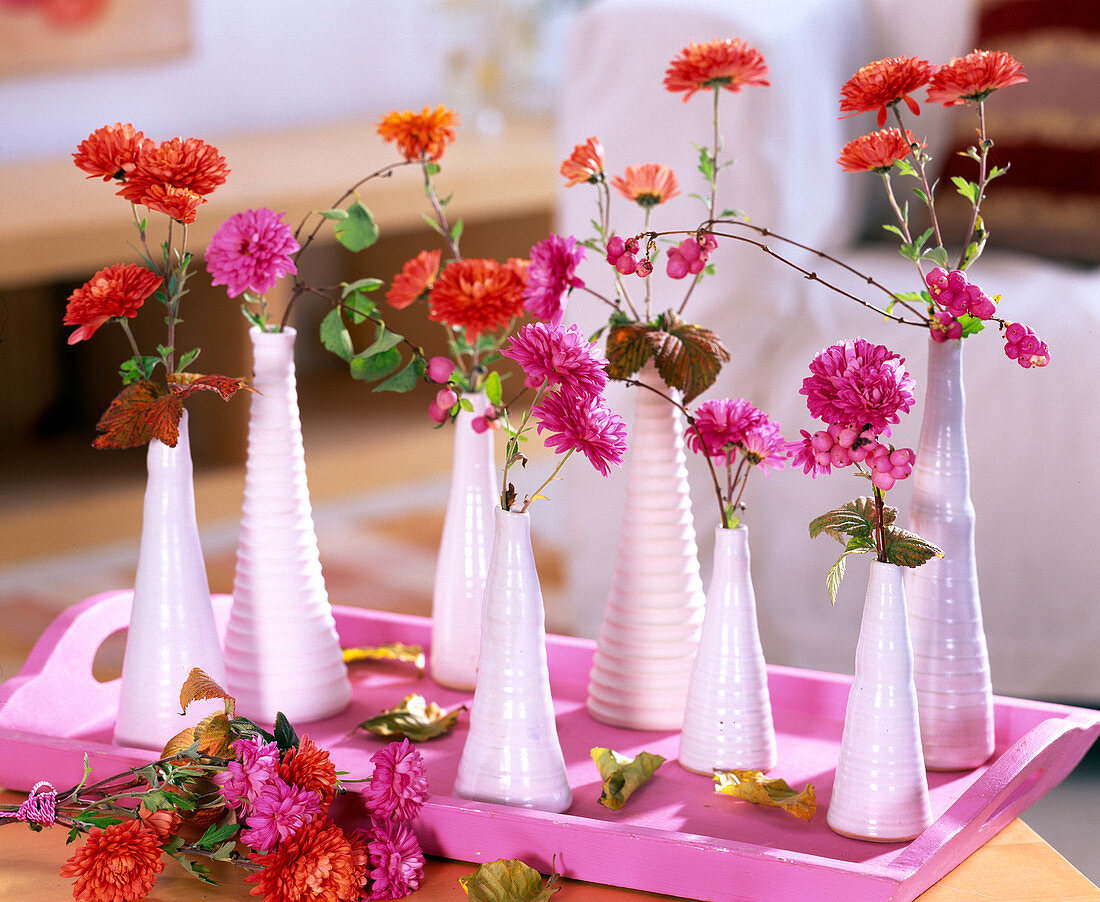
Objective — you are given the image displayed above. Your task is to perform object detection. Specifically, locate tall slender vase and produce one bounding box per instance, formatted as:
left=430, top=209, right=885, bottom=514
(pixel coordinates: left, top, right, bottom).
left=114, top=410, right=226, bottom=750
left=222, top=327, right=351, bottom=724
left=429, top=394, right=496, bottom=690
left=679, top=525, right=776, bottom=774
left=454, top=508, right=572, bottom=813
left=905, top=337, right=994, bottom=770
left=828, top=562, right=931, bottom=842
left=586, top=364, right=705, bottom=730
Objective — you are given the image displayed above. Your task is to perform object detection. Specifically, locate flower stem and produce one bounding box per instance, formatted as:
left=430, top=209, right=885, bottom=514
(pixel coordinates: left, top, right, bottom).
left=119, top=320, right=150, bottom=379
left=873, top=487, right=887, bottom=562
left=892, top=105, right=944, bottom=251
left=881, top=172, right=931, bottom=287
left=520, top=448, right=574, bottom=512
left=957, top=100, right=989, bottom=271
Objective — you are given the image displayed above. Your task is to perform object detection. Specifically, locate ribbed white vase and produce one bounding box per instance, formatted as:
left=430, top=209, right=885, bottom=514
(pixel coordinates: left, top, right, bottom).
left=454, top=508, right=572, bottom=813
left=679, top=525, right=776, bottom=774
left=586, top=365, right=705, bottom=730
left=905, top=337, right=994, bottom=770
left=222, top=327, right=351, bottom=724
left=114, top=410, right=226, bottom=750
left=828, top=562, right=931, bottom=842
left=429, top=393, right=496, bottom=690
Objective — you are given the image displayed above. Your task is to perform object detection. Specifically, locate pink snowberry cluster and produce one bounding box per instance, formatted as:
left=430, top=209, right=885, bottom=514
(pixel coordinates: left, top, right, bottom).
left=925, top=267, right=997, bottom=322
left=606, top=235, right=653, bottom=276
left=803, top=423, right=914, bottom=492
left=666, top=235, right=717, bottom=279
left=425, top=355, right=501, bottom=430
left=1003, top=321, right=1051, bottom=369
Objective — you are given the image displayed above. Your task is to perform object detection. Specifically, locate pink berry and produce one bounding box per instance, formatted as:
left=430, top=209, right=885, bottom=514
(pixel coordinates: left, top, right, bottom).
left=616, top=253, right=638, bottom=275
left=810, top=430, right=833, bottom=452
left=688, top=256, right=705, bottom=274
left=925, top=266, right=948, bottom=288
left=871, top=470, right=897, bottom=491
left=471, top=416, right=489, bottom=434
left=624, top=237, right=640, bottom=254
left=427, top=356, right=455, bottom=384
left=970, top=295, right=996, bottom=320
left=666, top=251, right=689, bottom=279
left=428, top=401, right=449, bottom=424
left=636, top=258, right=654, bottom=277
left=830, top=446, right=850, bottom=467
left=1005, top=322, right=1027, bottom=344
left=435, top=388, right=458, bottom=410
left=947, top=269, right=967, bottom=293
left=848, top=444, right=870, bottom=463
left=837, top=426, right=860, bottom=449
left=606, top=236, right=625, bottom=264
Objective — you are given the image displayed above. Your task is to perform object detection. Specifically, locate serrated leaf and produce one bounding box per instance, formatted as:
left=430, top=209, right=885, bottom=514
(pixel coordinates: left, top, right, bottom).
left=94, top=381, right=182, bottom=450
left=604, top=322, right=653, bottom=380
left=333, top=200, right=379, bottom=252
left=591, top=747, right=666, bottom=810
left=343, top=642, right=425, bottom=676
left=460, top=859, right=558, bottom=901
left=883, top=527, right=943, bottom=568
left=809, top=497, right=895, bottom=543
left=646, top=312, right=729, bottom=403
left=359, top=693, right=464, bottom=742
left=951, top=175, right=981, bottom=205
left=714, top=770, right=816, bottom=822
left=177, top=348, right=201, bottom=371
left=320, top=307, right=354, bottom=362
left=168, top=373, right=253, bottom=403
left=179, top=668, right=234, bottom=716
left=351, top=346, right=401, bottom=382
left=273, top=712, right=299, bottom=753
left=119, top=356, right=160, bottom=385
left=373, top=356, right=423, bottom=393
left=824, top=538, right=875, bottom=605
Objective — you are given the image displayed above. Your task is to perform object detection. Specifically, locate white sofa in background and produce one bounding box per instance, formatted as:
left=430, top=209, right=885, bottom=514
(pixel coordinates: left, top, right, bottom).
left=553, top=0, right=1100, bottom=701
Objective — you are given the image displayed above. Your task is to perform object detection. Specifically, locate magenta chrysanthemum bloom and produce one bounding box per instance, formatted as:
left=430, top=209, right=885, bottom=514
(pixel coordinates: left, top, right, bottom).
left=205, top=207, right=300, bottom=298
left=740, top=420, right=794, bottom=472
left=214, top=737, right=281, bottom=815
left=366, top=820, right=426, bottom=900
left=800, top=338, right=915, bottom=433
left=364, top=739, right=429, bottom=823
left=502, top=321, right=609, bottom=400
left=522, top=234, right=585, bottom=325
left=239, top=776, right=321, bottom=851
left=686, top=398, right=769, bottom=457
left=533, top=390, right=628, bottom=477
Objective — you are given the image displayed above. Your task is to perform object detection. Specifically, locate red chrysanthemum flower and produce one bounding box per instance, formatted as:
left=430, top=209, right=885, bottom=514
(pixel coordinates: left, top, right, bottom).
left=839, top=56, right=935, bottom=127
left=560, top=136, right=605, bottom=187
left=611, top=163, right=680, bottom=208
left=73, top=122, right=153, bottom=182
left=428, top=257, right=528, bottom=340
left=386, top=249, right=442, bottom=310
left=376, top=105, right=459, bottom=162
left=926, top=49, right=1028, bottom=106
left=60, top=820, right=165, bottom=902
left=837, top=128, right=922, bottom=173
left=116, top=136, right=229, bottom=205
left=279, top=735, right=340, bottom=813
left=63, top=263, right=163, bottom=345
left=138, top=183, right=205, bottom=224
left=245, top=816, right=365, bottom=902
left=663, top=38, right=770, bottom=102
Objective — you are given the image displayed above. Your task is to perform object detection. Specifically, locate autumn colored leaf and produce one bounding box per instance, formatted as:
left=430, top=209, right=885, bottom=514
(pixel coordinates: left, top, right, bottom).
left=883, top=527, right=943, bottom=568
left=644, top=311, right=729, bottom=403
left=94, top=380, right=182, bottom=449
left=358, top=693, right=464, bottom=742
left=179, top=667, right=235, bottom=718
left=168, top=372, right=253, bottom=402
left=604, top=321, right=653, bottom=381
left=591, top=747, right=666, bottom=810
left=713, top=769, right=817, bottom=822
left=459, top=859, right=558, bottom=901
left=342, top=642, right=426, bottom=676
left=190, top=712, right=235, bottom=758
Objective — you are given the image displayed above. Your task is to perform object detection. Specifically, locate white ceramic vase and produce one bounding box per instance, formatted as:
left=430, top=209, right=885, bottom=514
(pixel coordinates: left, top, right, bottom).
left=679, top=525, right=776, bottom=774
left=429, top=393, right=496, bottom=690
left=828, top=562, right=931, bottom=842
left=454, top=507, right=572, bottom=813
left=114, top=410, right=226, bottom=750
left=222, top=327, right=351, bottom=724
left=905, top=337, right=995, bottom=770
left=586, top=365, right=705, bottom=730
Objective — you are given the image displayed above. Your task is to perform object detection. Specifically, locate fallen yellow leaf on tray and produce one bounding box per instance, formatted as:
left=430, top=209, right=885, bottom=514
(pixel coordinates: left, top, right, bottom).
left=459, top=858, right=559, bottom=901
left=713, top=769, right=817, bottom=822
left=591, top=747, right=666, bottom=810
left=342, top=642, right=425, bottom=676
left=358, top=693, right=464, bottom=742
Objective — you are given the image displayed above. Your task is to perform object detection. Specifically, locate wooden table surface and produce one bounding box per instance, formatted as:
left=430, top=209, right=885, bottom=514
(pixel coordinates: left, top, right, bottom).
left=2, top=791, right=1096, bottom=901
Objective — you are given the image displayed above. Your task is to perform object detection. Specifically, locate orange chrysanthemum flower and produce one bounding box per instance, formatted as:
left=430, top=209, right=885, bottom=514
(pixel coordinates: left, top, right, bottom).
left=376, top=104, right=459, bottom=162
left=278, top=735, right=339, bottom=813
left=60, top=820, right=165, bottom=902
left=73, top=122, right=153, bottom=182
left=245, top=816, right=365, bottom=902
left=560, top=136, right=606, bottom=187
left=926, top=49, right=1028, bottom=106
left=386, top=249, right=442, bottom=309
left=840, top=56, right=935, bottom=127
left=611, top=163, right=680, bottom=208
left=138, top=184, right=205, bottom=224
left=428, top=257, right=528, bottom=340
left=663, top=38, right=770, bottom=101
left=117, top=136, right=229, bottom=205
left=63, top=263, right=163, bottom=345
left=838, top=128, right=923, bottom=173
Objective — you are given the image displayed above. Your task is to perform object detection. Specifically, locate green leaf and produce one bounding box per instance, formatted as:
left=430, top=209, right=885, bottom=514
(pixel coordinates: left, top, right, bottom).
left=646, top=311, right=729, bottom=403
left=459, top=397, right=474, bottom=412
left=951, top=175, right=981, bottom=205
left=882, top=224, right=905, bottom=239
left=351, top=347, right=401, bottom=382
left=317, top=208, right=349, bottom=220
left=373, top=357, right=425, bottom=393
left=987, top=164, right=1009, bottom=182
left=361, top=326, right=404, bottom=357
left=119, top=356, right=160, bottom=385
left=341, top=277, right=385, bottom=297
left=342, top=291, right=377, bottom=325
left=273, top=711, right=299, bottom=752
left=696, top=143, right=716, bottom=184
left=957, top=312, right=986, bottom=337
left=459, top=859, right=558, bottom=902
left=809, top=497, right=895, bottom=543
left=195, top=822, right=240, bottom=851
left=423, top=161, right=441, bottom=177
left=359, top=693, right=464, bottom=742
left=591, top=747, right=665, bottom=810
left=333, top=200, right=379, bottom=252
left=825, top=537, right=876, bottom=605
left=484, top=370, right=503, bottom=406
left=241, top=305, right=266, bottom=331
left=176, top=347, right=200, bottom=371
left=922, top=245, right=950, bottom=268
left=319, top=307, right=354, bottom=362
left=450, top=218, right=465, bottom=243
left=211, top=840, right=238, bottom=862
left=894, top=158, right=919, bottom=179
left=175, top=856, right=218, bottom=886
left=883, top=527, right=943, bottom=568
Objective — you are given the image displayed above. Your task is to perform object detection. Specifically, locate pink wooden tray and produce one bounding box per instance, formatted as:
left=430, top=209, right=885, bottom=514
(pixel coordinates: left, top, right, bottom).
left=1, top=591, right=1098, bottom=902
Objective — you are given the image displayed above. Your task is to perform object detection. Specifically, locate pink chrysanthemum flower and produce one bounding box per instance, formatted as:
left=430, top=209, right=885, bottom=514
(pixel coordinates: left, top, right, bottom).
left=205, top=208, right=300, bottom=298
left=800, top=338, right=915, bottom=434
left=686, top=398, right=768, bottom=457
left=366, top=820, right=426, bottom=900
left=522, top=234, right=586, bottom=326
left=740, top=420, right=794, bottom=471
left=533, top=390, right=628, bottom=478
left=214, top=737, right=281, bottom=816
left=363, top=739, right=429, bottom=823
left=502, top=321, right=609, bottom=400
left=240, top=776, right=322, bottom=852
